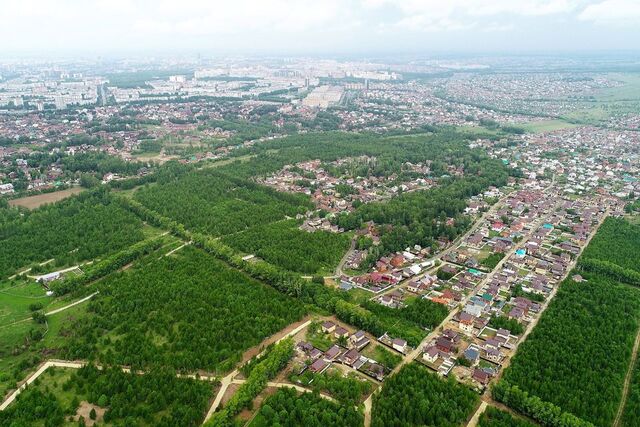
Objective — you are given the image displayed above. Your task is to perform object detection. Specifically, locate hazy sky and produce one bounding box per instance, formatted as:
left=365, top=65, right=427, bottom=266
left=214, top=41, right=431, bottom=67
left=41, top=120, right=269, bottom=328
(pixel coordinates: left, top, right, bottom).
left=2, top=0, right=640, bottom=55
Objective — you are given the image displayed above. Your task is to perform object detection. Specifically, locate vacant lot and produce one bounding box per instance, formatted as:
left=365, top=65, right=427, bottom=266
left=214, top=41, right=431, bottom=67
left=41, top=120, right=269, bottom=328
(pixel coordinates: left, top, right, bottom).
left=8, top=187, right=84, bottom=209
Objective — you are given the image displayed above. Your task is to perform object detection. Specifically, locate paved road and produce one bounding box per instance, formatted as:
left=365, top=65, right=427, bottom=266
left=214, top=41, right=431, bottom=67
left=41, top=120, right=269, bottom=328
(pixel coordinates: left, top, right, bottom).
left=334, top=236, right=357, bottom=277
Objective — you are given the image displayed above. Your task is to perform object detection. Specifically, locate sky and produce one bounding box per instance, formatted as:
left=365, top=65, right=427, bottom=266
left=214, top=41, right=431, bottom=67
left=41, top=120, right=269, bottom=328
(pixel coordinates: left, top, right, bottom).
left=1, top=0, right=640, bottom=56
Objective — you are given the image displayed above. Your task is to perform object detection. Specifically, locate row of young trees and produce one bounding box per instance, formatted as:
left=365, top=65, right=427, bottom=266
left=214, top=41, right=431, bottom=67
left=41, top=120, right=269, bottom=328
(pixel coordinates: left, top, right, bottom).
left=478, top=406, right=536, bottom=427
left=49, top=236, right=165, bottom=296
left=62, top=246, right=306, bottom=374
left=288, top=370, right=373, bottom=406
left=206, top=339, right=295, bottom=426
left=492, top=382, right=594, bottom=427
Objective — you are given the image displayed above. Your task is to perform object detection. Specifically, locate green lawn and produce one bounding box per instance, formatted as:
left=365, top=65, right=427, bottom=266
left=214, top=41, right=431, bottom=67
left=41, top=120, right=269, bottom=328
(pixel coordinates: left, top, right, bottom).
left=519, top=119, right=578, bottom=133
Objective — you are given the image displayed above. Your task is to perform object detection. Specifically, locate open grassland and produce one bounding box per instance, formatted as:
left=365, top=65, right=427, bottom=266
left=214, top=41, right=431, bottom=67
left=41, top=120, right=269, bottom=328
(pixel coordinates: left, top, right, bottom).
left=519, top=119, right=578, bottom=133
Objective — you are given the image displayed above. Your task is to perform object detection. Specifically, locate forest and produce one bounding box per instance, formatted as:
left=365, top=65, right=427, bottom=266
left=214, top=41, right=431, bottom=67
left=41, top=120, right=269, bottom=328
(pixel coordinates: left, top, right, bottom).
left=288, top=369, right=373, bottom=406
left=0, top=189, right=145, bottom=278
left=580, top=217, right=640, bottom=274
left=118, top=195, right=427, bottom=348
left=499, top=276, right=640, bottom=427
left=478, top=407, right=536, bottom=427
left=622, top=352, right=640, bottom=427
left=134, top=168, right=311, bottom=237
left=362, top=298, right=449, bottom=347
left=62, top=246, right=306, bottom=373
left=207, top=339, right=294, bottom=426
left=578, top=218, right=640, bottom=286
left=371, top=363, right=479, bottom=427
left=0, top=365, right=213, bottom=426
left=221, top=219, right=351, bottom=274
left=248, top=387, right=363, bottom=427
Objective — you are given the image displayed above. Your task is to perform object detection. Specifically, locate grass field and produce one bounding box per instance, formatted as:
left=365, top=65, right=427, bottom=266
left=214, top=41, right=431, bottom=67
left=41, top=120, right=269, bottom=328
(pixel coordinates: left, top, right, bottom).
left=0, top=279, right=53, bottom=327
left=519, top=119, right=578, bottom=133
left=8, top=187, right=85, bottom=210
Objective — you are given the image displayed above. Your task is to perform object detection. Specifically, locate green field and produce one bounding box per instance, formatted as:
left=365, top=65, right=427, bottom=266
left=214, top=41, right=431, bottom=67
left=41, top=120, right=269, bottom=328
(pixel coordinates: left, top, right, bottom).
left=519, top=119, right=578, bottom=133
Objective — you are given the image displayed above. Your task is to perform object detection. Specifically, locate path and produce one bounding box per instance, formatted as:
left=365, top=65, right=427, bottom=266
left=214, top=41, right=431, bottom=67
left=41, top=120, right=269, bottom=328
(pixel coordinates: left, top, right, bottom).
left=467, top=401, right=488, bottom=427
left=334, top=236, right=357, bottom=277
left=202, top=319, right=313, bottom=423
left=363, top=392, right=373, bottom=427
left=0, top=359, right=217, bottom=412
left=45, top=292, right=99, bottom=316
left=0, top=291, right=100, bottom=330
left=613, top=325, right=640, bottom=427
left=164, top=241, right=191, bottom=257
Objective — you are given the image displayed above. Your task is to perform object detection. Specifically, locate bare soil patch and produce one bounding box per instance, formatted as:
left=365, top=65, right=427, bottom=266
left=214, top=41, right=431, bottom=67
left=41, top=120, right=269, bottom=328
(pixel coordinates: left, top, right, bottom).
left=73, top=401, right=106, bottom=426
left=9, top=187, right=84, bottom=209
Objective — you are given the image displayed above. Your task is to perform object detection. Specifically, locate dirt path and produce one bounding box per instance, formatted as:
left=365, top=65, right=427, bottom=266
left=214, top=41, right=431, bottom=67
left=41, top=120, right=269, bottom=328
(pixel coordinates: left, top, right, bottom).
left=467, top=401, right=488, bottom=427
left=0, top=291, right=99, bottom=330
left=240, top=317, right=312, bottom=365
left=613, top=326, right=640, bottom=427
left=1, top=359, right=218, bottom=412
left=202, top=318, right=313, bottom=423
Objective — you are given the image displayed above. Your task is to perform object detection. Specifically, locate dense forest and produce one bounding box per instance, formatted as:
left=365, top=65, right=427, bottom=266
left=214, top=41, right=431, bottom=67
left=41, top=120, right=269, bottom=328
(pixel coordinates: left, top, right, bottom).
left=248, top=387, right=363, bottom=427
left=500, top=276, right=640, bottom=427
left=207, top=339, right=294, bottom=426
left=288, top=369, right=373, bottom=405
left=478, top=407, right=536, bottom=427
left=222, top=219, right=351, bottom=274
left=118, top=195, right=426, bottom=347
left=580, top=217, right=640, bottom=274
left=0, top=189, right=145, bottom=278
left=579, top=218, right=640, bottom=286
left=134, top=169, right=311, bottom=237
left=0, top=365, right=213, bottom=426
left=622, top=353, right=640, bottom=427
left=372, top=363, right=479, bottom=427
left=62, top=246, right=306, bottom=373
